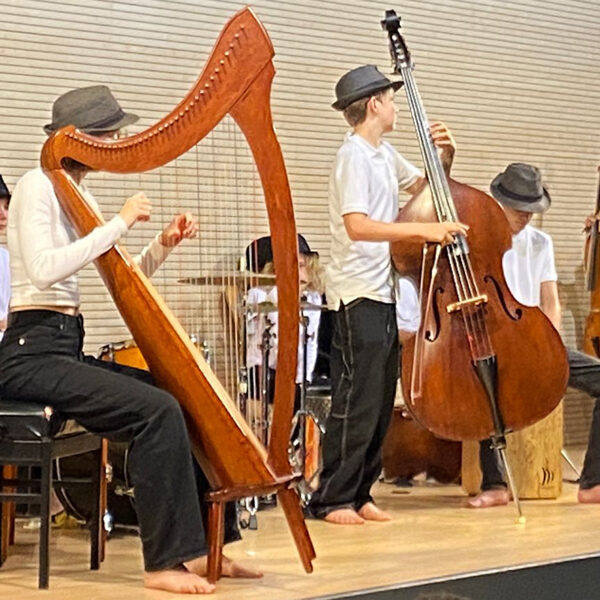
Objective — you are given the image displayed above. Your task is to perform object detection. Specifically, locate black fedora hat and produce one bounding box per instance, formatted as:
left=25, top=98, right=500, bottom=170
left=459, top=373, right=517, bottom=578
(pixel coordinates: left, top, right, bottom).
left=44, top=85, right=138, bottom=135
left=490, top=163, right=551, bottom=214
left=245, top=234, right=318, bottom=273
left=0, top=175, right=10, bottom=201
left=332, top=65, right=403, bottom=111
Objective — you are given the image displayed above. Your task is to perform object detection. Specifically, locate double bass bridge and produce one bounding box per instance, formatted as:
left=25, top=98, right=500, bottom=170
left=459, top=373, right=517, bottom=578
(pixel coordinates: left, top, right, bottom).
left=446, top=293, right=488, bottom=314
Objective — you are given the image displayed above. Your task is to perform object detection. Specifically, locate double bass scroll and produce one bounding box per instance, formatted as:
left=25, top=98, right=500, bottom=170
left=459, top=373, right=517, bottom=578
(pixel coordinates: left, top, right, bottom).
left=41, top=7, right=314, bottom=574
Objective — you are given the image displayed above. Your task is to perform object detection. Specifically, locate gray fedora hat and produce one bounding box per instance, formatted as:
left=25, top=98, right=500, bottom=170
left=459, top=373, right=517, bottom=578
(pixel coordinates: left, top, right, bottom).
left=490, top=163, right=551, bottom=214
left=332, top=65, right=403, bottom=111
left=44, top=85, right=138, bottom=135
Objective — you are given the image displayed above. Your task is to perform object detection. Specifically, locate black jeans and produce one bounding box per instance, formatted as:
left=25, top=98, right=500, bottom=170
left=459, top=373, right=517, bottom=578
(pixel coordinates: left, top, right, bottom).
left=309, top=298, right=398, bottom=517
left=0, top=310, right=239, bottom=570
left=479, top=347, right=600, bottom=490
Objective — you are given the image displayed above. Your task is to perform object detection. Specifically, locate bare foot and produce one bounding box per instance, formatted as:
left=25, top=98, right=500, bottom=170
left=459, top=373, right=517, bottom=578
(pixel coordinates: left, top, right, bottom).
left=578, top=484, right=600, bottom=503
left=222, top=556, right=263, bottom=579
left=357, top=502, right=392, bottom=521
left=185, top=555, right=263, bottom=579
left=323, top=508, right=365, bottom=525
left=144, top=567, right=215, bottom=594
left=466, top=488, right=510, bottom=508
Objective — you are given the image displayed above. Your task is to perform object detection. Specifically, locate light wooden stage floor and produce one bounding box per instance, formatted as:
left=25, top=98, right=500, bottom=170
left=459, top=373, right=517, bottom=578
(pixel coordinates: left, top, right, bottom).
left=1, top=478, right=599, bottom=599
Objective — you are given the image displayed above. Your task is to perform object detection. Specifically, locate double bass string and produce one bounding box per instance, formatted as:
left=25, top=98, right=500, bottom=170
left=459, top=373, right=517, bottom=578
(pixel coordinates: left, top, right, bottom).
left=231, top=119, right=242, bottom=407
left=401, top=65, right=493, bottom=360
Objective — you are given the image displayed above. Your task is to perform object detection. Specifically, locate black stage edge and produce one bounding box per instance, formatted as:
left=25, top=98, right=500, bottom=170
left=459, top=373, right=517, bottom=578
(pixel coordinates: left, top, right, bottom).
left=316, top=552, right=600, bottom=600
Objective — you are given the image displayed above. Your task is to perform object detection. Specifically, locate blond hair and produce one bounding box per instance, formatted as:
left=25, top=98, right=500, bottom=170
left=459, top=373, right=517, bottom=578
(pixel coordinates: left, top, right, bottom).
left=261, top=253, right=324, bottom=295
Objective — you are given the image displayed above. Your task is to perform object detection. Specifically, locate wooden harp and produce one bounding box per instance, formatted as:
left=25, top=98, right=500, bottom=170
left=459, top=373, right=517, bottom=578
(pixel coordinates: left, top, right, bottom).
left=40, top=7, right=315, bottom=579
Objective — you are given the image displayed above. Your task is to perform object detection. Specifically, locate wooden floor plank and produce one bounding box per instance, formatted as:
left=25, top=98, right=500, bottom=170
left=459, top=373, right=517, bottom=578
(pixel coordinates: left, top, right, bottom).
left=1, top=476, right=599, bottom=599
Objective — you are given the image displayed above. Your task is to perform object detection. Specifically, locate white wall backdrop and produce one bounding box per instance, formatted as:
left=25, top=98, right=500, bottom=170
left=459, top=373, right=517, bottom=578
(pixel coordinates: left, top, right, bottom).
left=0, top=0, right=598, bottom=443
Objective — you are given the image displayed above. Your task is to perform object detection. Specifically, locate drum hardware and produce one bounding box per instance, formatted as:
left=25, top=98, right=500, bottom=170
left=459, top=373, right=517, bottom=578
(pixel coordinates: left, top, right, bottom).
left=289, top=409, right=325, bottom=505
left=238, top=365, right=248, bottom=418
left=113, top=485, right=135, bottom=499
left=234, top=299, right=277, bottom=531
left=189, top=333, right=212, bottom=365
left=97, top=342, right=115, bottom=361
left=258, top=316, right=276, bottom=446
left=244, top=300, right=327, bottom=315
left=55, top=442, right=138, bottom=531
left=289, top=309, right=327, bottom=504
left=237, top=496, right=259, bottom=530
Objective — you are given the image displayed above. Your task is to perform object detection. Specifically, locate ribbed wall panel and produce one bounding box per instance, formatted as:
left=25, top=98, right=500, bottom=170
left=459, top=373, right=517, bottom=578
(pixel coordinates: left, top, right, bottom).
left=0, top=0, right=597, bottom=444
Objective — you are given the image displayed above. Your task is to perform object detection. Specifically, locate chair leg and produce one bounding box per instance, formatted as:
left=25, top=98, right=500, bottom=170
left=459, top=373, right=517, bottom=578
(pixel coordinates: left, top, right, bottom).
left=1, top=464, right=18, bottom=565
left=98, top=438, right=108, bottom=563
left=39, top=444, right=52, bottom=589
left=206, top=501, right=224, bottom=584
left=0, top=489, right=6, bottom=566
left=89, top=444, right=103, bottom=570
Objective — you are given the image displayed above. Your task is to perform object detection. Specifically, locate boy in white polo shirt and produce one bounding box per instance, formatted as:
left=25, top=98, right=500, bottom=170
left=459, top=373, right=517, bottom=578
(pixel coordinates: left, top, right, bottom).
left=469, top=163, right=600, bottom=507
left=309, top=65, right=468, bottom=524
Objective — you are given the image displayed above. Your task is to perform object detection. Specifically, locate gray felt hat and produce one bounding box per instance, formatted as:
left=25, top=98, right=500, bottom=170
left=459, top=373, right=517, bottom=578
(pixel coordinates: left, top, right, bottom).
left=490, top=163, right=551, bottom=214
left=332, top=65, right=403, bottom=111
left=44, top=85, right=138, bottom=135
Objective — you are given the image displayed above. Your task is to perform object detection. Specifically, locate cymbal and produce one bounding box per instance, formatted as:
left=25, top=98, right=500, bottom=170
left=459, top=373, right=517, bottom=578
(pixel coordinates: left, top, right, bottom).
left=301, top=301, right=327, bottom=312
left=178, top=271, right=276, bottom=286
left=246, top=301, right=278, bottom=314
left=245, top=300, right=328, bottom=314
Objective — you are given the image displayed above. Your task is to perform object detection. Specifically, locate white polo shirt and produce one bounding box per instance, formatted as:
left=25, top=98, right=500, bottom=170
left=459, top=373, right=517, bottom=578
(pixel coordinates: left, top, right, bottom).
left=326, top=132, right=421, bottom=310
left=502, top=224, right=557, bottom=306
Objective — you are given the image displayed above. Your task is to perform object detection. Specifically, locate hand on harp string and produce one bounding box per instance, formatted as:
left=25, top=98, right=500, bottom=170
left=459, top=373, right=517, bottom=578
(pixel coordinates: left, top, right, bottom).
left=158, top=213, right=199, bottom=247
left=118, top=191, right=151, bottom=227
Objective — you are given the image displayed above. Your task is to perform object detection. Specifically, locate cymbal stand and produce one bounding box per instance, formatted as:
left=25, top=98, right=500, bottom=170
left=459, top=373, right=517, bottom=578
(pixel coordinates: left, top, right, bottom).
left=238, top=315, right=276, bottom=530
left=259, top=316, right=275, bottom=446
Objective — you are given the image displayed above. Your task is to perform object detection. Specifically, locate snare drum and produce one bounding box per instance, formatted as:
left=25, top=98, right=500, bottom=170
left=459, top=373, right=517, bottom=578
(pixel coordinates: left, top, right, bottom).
left=97, top=339, right=148, bottom=370
left=97, top=336, right=210, bottom=370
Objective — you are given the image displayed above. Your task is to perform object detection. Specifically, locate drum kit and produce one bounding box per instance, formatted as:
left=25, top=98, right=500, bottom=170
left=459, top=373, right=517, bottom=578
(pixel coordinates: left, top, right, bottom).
left=57, top=268, right=331, bottom=533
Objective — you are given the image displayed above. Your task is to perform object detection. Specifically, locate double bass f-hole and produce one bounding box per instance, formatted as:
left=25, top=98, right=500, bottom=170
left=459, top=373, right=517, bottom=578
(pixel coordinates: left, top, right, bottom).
left=483, top=275, right=523, bottom=322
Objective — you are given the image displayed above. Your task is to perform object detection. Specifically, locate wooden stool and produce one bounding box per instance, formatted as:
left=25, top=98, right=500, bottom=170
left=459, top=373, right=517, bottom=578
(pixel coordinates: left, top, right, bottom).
left=462, top=403, right=563, bottom=499
left=0, top=399, right=107, bottom=588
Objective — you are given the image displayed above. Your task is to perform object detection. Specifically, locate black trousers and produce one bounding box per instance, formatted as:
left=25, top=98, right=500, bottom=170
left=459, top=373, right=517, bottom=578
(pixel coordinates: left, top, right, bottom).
left=479, top=348, right=600, bottom=491
left=0, top=310, right=239, bottom=571
left=309, top=299, right=398, bottom=517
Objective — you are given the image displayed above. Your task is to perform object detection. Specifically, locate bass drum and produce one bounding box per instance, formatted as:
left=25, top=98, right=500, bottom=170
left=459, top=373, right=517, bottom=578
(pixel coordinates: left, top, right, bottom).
left=55, top=441, right=138, bottom=527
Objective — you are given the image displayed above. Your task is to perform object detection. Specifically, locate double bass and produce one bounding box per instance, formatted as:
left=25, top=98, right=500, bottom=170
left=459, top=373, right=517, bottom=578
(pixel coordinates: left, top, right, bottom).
left=40, top=8, right=314, bottom=580
left=381, top=11, right=569, bottom=509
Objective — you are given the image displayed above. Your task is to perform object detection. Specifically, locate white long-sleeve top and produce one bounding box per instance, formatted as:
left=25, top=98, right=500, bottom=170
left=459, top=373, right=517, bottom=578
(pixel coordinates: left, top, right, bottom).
left=0, top=246, right=10, bottom=340
left=8, top=168, right=172, bottom=308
